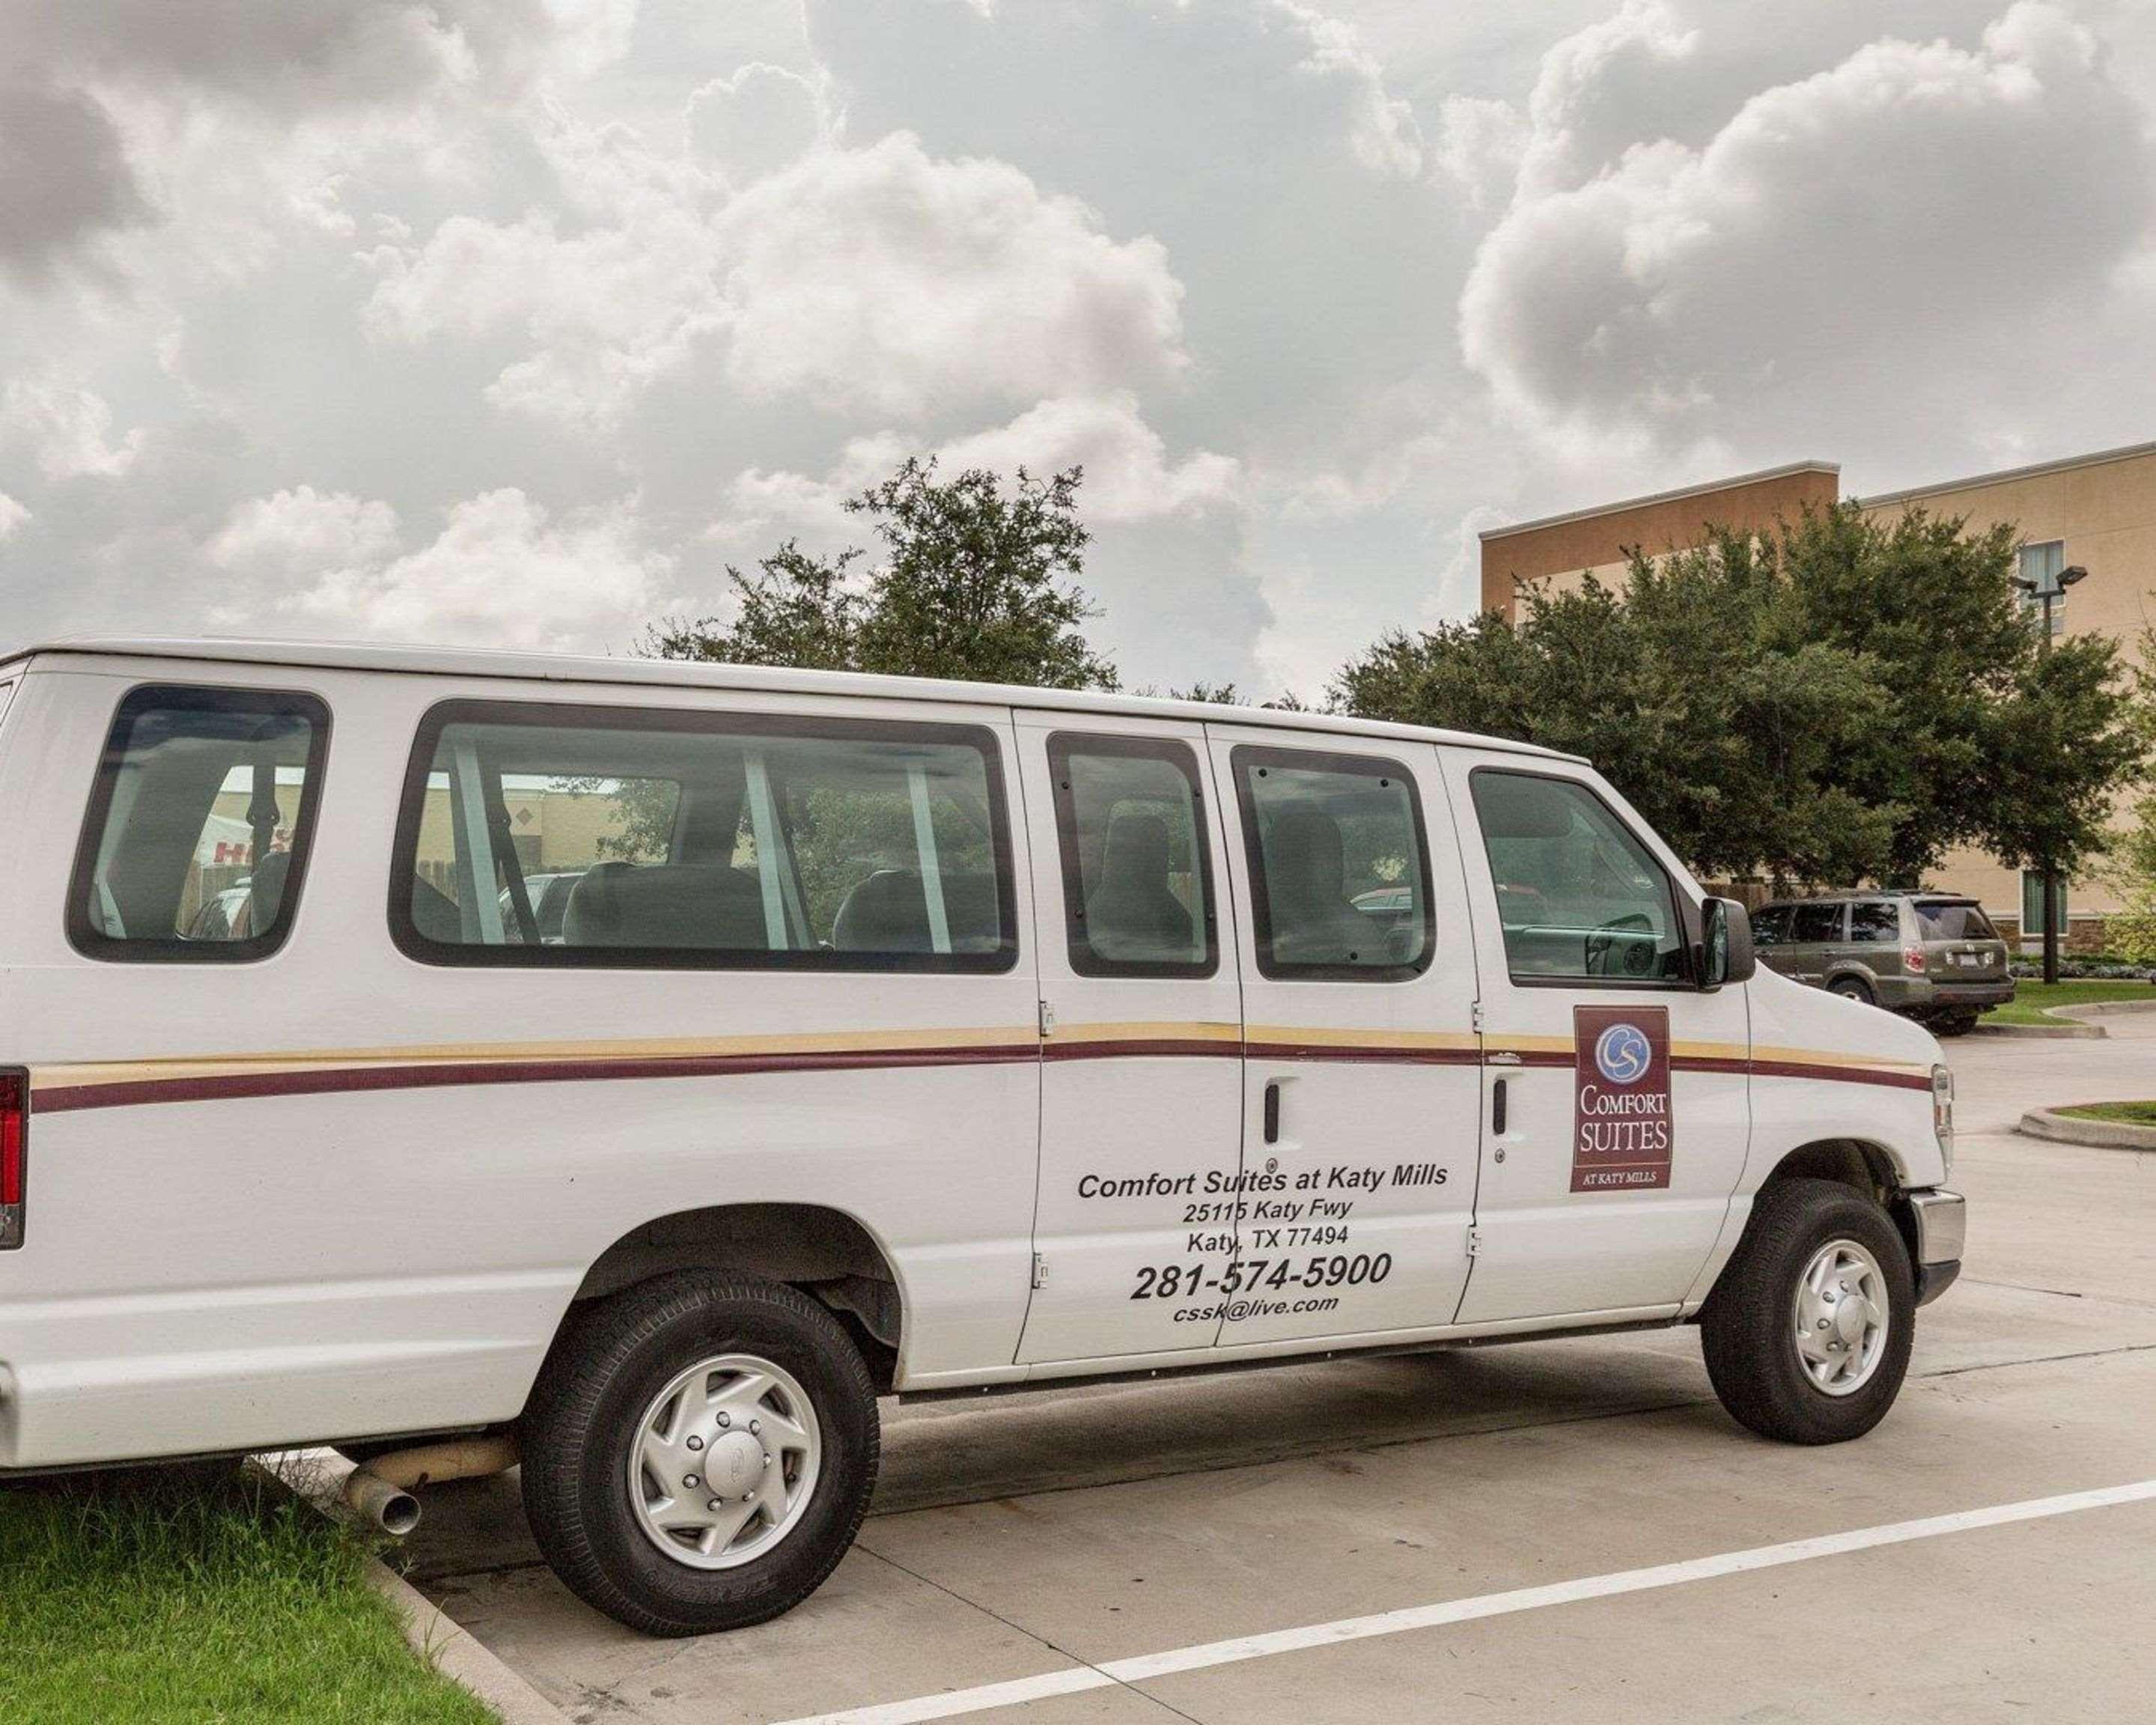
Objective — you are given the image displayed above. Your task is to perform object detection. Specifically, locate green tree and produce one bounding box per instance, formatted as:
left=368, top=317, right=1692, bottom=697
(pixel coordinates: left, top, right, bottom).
left=1333, top=502, right=2147, bottom=891
left=2098, top=789, right=2156, bottom=964
left=647, top=458, right=1117, bottom=690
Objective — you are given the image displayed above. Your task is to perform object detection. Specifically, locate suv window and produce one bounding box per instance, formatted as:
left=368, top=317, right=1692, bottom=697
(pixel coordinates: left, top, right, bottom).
left=1751, top=905, right=1793, bottom=946
left=1468, top=770, right=1684, bottom=982
left=1232, top=745, right=1432, bottom=979
left=1913, top=901, right=2000, bottom=942
left=1791, top=903, right=1845, bottom=944
left=392, top=702, right=1016, bottom=971
left=1048, top=734, right=1216, bottom=976
left=68, top=685, right=329, bottom=962
left=1848, top=902, right=1901, bottom=944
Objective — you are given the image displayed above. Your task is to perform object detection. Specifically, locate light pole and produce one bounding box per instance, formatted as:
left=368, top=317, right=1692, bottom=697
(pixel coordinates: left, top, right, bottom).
left=2010, top=560, right=2087, bottom=985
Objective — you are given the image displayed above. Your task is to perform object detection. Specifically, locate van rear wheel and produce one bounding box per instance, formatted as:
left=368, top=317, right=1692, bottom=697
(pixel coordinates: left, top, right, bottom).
left=520, top=1273, right=879, bottom=1635
left=1700, top=1178, right=1914, bottom=1444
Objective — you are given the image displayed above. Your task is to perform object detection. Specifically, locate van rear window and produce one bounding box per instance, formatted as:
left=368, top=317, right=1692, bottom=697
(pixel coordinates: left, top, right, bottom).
left=390, top=701, right=1017, bottom=972
left=1913, top=902, right=2000, bottom=942
left=67, top=685, right=329, bottom=962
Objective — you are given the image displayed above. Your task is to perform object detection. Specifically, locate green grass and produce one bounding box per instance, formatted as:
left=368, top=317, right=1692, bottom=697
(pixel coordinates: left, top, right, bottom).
left=0, top=1462, right=495, bottom=1724
left=2057, top=1100, right=2156, bottom=1126
left=1979, top=979, right=2156, bottom=1025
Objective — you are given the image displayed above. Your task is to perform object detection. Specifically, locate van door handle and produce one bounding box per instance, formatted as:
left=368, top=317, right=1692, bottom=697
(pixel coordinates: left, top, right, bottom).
left=1263, top=1080, right=1281, bottom=1145
left=1491, top=1077, right=1508, bottom=1137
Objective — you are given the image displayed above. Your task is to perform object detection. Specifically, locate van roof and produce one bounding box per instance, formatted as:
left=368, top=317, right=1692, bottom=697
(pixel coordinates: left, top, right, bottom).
left=3, top=636, right=1584, bottom=764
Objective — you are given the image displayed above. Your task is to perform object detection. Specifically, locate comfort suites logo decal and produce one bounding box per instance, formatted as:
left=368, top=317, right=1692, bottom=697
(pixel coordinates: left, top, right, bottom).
left=1571, top=1005, right=1672, bottom=1192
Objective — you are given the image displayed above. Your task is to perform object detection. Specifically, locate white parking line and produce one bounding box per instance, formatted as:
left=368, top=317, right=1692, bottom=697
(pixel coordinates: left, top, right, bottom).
left=778, top=1478, right=2156, bottom=1724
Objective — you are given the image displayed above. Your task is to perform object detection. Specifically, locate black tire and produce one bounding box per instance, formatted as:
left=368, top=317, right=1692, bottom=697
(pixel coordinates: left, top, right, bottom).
left=1700, top=1178, right=1915, bottom=1444
left=520, top=1274, right=880, bottom=1636
left=1827, top=976, right=1874, bottom=1007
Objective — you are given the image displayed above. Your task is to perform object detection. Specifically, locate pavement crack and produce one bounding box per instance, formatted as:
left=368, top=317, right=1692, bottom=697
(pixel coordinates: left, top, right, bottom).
left=852, top=1536, right=1202, bottom=1721
left=1916, top=1341, right=2156, bottom=1381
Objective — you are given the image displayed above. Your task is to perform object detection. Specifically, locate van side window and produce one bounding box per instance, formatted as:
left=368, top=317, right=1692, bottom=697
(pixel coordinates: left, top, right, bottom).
left=1231, top=746, right=1433, bottom=980
left=1468, top=770, right=1684, bottom=983
left=1047, top=734, right=1216, bottom=976
left=390, top=702, right=1017, bottom=972
left=67, top=685, right=330, bottom=962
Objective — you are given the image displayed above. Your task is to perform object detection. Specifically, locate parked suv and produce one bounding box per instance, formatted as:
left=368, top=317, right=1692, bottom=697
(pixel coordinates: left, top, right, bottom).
left=1752, top=892, right=2013, bottom=1034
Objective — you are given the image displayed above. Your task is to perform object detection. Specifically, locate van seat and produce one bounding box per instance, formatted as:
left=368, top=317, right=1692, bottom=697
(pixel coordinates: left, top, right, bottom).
left=562, top=862, right=771, bottom=950
left=831, top=869, right=1001, bottom=954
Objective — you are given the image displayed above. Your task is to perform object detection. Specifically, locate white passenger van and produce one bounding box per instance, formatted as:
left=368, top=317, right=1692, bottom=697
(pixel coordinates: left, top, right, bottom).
left=0, top=640, right=1965, bottom=1634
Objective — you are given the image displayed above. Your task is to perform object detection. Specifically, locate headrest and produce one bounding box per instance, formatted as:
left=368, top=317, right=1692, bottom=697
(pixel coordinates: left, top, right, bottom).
left=1100, top=808, right=1172, bottom=889
left=562, top=861, right=767, bottom=949
left=1268, top=809, right=1345, bottom=897
left=250, top=848, right=293, bottom=927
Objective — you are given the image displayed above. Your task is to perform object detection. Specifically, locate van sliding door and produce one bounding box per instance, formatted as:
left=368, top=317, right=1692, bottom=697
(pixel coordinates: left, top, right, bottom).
left=1012, top=713, right=1245, bottom=1366
left=1203, top=727, right=1482, bottom=1345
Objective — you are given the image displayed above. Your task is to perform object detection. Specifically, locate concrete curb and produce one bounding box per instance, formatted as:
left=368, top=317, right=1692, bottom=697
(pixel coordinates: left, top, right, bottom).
left=2051, top=996, right=2156, bottom=1017
left=1970, top=991, right=2156, bottom=1039
left=364, top=1551, right=571, bottom=1725
left=252, top=1452, right=571, bottom=1725
left=2018, top=1105, right=2156, bottom=1151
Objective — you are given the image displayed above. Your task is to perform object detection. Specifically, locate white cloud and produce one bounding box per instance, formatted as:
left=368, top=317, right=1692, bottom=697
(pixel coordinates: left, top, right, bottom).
left=365, top=127, right=1190, bottom=430
left=208, top=484, right=402, bottom=576
left=932, top=395, right=1240, bottom=522
left=687, top=62, right=830, bottom=183
left=1434, top=95, right=1531, bottom=216
left=1280, top=2, right=1424, bottom=178
left=275, top=487, right=672, bottom=651
left=1, top=380, right=145, bottom=480
left=708, top=393, right=1237, bottom=555
left=0, top=495, right=29, bottom=541
left=1458, top=2, right=2155, bottom=450
left=719, top=137, right=1188, bottom=417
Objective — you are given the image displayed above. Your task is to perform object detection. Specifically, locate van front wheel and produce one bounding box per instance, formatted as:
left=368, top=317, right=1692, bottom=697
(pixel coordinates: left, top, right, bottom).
left=1700, top=1178, right=1914, bottom=1444
left=521, top=1273, right=880, bottom=1635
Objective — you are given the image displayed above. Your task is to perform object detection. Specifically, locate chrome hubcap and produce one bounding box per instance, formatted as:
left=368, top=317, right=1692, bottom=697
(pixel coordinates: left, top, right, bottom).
left=1793, top=1239, right=1889, bottom=1397
left=627, top=1354, right=820, bottom=1569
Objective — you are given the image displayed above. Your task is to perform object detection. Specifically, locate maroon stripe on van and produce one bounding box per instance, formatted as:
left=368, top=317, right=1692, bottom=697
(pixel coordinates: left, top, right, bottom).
left=32, top=1044, right=1042, bottom=1115
left=29, top=1042, right=1933, bottom=1114
left=1670, top=1055, right=1751, bottom=1078
left=1243, top=1041, right=1479, bottom=1066
left=1043, top=1038, right=1243, bottom=1062
left=1744, top=1059, right=1932, bottom=1092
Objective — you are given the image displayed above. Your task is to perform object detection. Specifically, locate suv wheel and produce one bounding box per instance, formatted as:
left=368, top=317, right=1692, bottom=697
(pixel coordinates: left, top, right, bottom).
left=521, top=1273, right=880, bottom=1636
left=1827, top=976, right=1874, bottom=1006
left=1701, top=1178, right=1915, bottom=1444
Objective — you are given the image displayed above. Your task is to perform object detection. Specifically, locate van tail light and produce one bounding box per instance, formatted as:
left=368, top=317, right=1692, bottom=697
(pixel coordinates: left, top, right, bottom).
left=0, top=1069, right=24, bottom=1250
left=1903, top=946, right=1926, bottom=973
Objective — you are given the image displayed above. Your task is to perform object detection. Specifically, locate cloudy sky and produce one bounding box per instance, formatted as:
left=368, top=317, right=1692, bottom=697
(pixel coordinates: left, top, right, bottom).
left=4, top=0, right=2155, bottom=697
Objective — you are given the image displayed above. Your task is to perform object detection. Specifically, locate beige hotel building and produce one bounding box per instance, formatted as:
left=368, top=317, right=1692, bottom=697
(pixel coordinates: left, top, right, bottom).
left=1478, top=442, right=2156, bottom=947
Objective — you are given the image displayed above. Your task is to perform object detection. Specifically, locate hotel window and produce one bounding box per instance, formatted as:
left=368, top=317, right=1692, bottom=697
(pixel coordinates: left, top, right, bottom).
left=2018, top=540, right=2068, bottom=636
left=2021, top=871, right=2067, bottom=949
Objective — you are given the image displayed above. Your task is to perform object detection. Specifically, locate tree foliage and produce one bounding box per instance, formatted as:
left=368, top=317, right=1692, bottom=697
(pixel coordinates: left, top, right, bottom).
left=647, top=458, right=1118, bottom=690
left=1333, top=503, right=2148, bottom=889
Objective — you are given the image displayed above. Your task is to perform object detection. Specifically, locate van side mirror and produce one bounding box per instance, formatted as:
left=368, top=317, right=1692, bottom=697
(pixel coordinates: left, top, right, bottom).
left=1699, top=898, right=1755, bottom=989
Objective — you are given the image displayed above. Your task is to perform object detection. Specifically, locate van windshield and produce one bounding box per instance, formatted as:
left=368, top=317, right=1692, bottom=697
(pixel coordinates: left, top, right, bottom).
left=1912, top=901, right=1999, bottom=942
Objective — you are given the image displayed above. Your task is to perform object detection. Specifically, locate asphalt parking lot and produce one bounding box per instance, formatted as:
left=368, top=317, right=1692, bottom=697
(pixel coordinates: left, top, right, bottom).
left=405, top=1022, right=2156, bottom=1724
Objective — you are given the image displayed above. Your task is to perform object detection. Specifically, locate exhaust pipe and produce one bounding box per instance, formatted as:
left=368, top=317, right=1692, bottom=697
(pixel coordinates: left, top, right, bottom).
left=342, top=1468, right=422, bottom=1536
left=339, top=1434, right=519, bottom=1537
